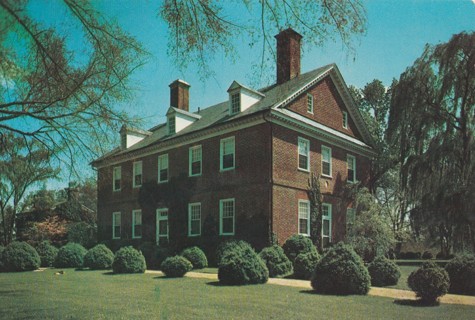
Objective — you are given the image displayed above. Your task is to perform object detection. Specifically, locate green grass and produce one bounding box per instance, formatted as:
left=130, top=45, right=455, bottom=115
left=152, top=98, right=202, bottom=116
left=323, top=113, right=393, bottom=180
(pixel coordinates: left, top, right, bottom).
left=0, top=268, right=473, bottom=319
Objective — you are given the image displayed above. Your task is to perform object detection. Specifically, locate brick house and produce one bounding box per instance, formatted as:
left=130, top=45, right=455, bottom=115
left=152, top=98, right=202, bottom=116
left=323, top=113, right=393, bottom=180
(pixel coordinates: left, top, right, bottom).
left=92, top=28, right=375, bottom=251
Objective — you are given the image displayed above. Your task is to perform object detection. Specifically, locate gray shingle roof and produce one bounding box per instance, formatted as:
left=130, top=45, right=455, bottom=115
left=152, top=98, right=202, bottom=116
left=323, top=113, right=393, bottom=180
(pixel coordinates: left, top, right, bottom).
left=92, top=63, right=369, bottom=165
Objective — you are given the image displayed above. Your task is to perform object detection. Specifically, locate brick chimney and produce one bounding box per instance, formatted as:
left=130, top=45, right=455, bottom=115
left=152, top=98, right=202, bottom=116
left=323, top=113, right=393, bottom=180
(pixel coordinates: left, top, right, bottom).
left=275, top=28, right=302, bottom=84
left=169, top=79, right=190, bottom=112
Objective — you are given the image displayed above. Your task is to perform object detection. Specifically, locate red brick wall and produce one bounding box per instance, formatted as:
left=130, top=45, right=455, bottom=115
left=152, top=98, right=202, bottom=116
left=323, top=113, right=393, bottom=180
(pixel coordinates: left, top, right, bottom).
left=270, top=123, right=371, bottom=245
left=97, top=123, right=273, bottom=245
left=286, top=76, right=363, bottom=140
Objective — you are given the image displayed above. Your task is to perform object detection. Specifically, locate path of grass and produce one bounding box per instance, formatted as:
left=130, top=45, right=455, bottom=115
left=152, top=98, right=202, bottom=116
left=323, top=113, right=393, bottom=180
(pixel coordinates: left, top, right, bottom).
left=0, top=269, right=473, bottom=319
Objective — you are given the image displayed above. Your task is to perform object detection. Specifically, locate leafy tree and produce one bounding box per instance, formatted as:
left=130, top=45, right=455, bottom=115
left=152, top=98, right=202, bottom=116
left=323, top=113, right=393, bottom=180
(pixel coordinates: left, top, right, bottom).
left=388, top=32, right=475, bottom=255
left=0, top=133, right=58, bottom=245
left=0, top=0, right=146, bottom=171
left=160, top=0, right=366, bottom=83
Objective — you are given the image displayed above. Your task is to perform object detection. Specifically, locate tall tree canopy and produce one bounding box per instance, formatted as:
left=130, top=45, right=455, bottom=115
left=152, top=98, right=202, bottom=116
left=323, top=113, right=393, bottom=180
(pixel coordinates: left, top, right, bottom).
left=0, top=0, right=146, bottom=170
left=160, top=0, right=366, bottom=81
left=388, top=32, right=475, bottom=254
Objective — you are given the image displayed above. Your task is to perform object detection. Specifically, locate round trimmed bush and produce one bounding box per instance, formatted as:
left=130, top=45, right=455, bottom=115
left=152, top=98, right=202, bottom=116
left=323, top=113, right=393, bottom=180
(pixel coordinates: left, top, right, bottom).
left=311, top=242, right=370, bottom=295
left=84, top=244, right=114, bottom=270
left=445, top=254, right=475, bottom=295
left=368, top=256, right=401, bottom=287
left=422, top=251, right=433, bottom=260
left=258, top=245, right=293, bottom=277
left=293, top=250, right=320, bottom=280
left=216, top=240, right=251, bottom=265
left=35, top=241, right=59, bottom=267
left=218, top=240, right=269, bottom=285
left=282, top=235, right=316, bottom=263
left=112, top=246, right=146, bottom=274
left=408, top=262, right=449, bottom=303
left=2, top=242, right=40, bottom=272
left=54, top=243, right=87, bottom=268
left=181, top=246, right=208, bottom=269
left=161, top=256, right=193, bottom=277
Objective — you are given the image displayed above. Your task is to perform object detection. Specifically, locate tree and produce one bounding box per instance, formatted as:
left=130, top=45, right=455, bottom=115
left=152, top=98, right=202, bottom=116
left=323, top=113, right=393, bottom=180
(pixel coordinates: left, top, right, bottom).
left=0, top=0, right=146, bottom=172
left=308, top=173, right=323, bottom=252
left=388, top=32, right=475, bottom=255
left=160, top=0, right=366, bottom=83
left=0, top=132, right=58, bottom=245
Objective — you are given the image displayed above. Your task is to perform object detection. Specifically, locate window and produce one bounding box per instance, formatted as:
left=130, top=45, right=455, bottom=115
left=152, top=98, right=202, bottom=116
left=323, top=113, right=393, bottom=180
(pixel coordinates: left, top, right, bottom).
left=298, top=137, right=310, bottom=171
left=298, top=200, right=310, bottom=236
left=346, top=208, right=356, bottom=232
left=307, top=94, right=314, bottom=113
left=220, top=199, right=235, bottom=235
left=321, top=146, right=332, bottom=177
left=322, top=203, right=332, bottom=247
left=112, top=212, right=121, bottom=239
left=133, top=161, right=142, bottom=188
left=113, top=166, right=121, bottom=191
left=342, top=111, right=348, bottom=129
left=347, top=154, right=356, bottom=183
left=132, top=209, right=142, bottom=239
left=168, top=116, right=175, bottom=134
left=220, top=137, right=235, bottom=171
left=158, top=154, right=169, bottom=183
left=188, top=203, right=201, bottom=236
left=156, top=209, right=169, bottom=246
left=189, top=146, right=202, bottom=176
left=231, top=93, right=240, bottom=114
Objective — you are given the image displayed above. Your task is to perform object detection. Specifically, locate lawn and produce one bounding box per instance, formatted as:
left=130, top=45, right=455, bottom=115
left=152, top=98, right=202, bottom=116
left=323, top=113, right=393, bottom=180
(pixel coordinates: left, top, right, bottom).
left=0, top=269, right=473, bottom=320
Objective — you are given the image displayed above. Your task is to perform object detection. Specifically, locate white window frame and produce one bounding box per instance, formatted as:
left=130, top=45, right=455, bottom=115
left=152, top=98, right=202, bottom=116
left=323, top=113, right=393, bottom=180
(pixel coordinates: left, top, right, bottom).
left=168, top=116, right=175, bottom=134
left=298, top=137, right=310, bottom=172
left=343, top=111, right=348, bottom=129
left=298, top=200, right=310, bottom=236
left=113, top=166, right=121, bottom=192
left=347, top=154, right=356, bottom=183
left=156, top=208, right=169, bottom=246
left=132, top=209, right=142, bottom=239
left=322, top=203, right=332, bottom=245
left=158, top=154, right=169, bottom=183
left=321, top=146, right=332, bottom=177
left=219, top=198, right=235, bottom=236
left=189, top=145, right=202, bottom=177
left=307, top=93, right=314, bottom=114
left=231, top=92, right=240, bottom=114
left=220, top=136, right=235, bottom=171
left=188, top=202, right=201, bottom=237
left=133, top=161, right=143, bottom=188
left=112, top=212, right=121, bottom=239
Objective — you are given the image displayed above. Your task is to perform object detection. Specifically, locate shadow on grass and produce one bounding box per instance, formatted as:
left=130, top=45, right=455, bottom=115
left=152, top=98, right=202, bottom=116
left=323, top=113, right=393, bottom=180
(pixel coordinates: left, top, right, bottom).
left=299, top=289, right=366, bottom=297
left=206, top=281, right=225, bottom=287
left=394, top=299, right=440, bottom=307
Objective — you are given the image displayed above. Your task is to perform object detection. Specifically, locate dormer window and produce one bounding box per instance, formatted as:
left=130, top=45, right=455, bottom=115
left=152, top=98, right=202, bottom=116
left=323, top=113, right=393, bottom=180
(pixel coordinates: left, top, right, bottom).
left=168, top=116, right=175, bottom=134
left=231, top=93, right=241, bottom=114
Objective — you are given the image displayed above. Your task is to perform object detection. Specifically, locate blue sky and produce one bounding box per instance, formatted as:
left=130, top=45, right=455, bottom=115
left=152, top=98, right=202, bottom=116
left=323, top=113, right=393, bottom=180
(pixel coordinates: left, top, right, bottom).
left=26, top=0, right=474, bottom=187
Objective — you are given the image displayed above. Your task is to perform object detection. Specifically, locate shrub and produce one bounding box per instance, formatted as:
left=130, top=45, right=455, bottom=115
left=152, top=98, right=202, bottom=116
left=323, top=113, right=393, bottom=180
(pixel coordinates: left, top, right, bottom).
left=282, top=235, right=316, bottom=263
left=445, top=254, right=475, bottom=295
left=408, top=262, right=449, bottom=303
left=311, top=242, right=370, bottom=295
left=368, top=256, right=401, bottom=287
left=218, top=240, right=268, bottom=285
left=258, top=245, right=293, bottom=277
left=181, top=246, right=208, bottom=269
left=112, top=246, right=146, bottom=274
left=293, top=250, right=320, bottom=280
left=216, top=240, right=250, bottom=265
left=84, top=244, right=114, bottom=270
left=54, top=243, right=87, bottom=268
left=2, top=242, right=40, bottom=272
left=35, top=241, right=59, bottom=267
left=422, top=251, right=433, bottom=260
left=137, top=242, right=173, bottom=270
left=161, top=256, right=193, bottom=277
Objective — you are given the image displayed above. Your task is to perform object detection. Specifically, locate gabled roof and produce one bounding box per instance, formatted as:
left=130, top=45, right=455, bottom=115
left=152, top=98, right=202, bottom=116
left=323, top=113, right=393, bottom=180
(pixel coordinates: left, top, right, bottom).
left=166, top=107, right=202, bottom=120
left=92, top=64, right=374, bottom=167
left=227, top=80, right=266, bottom=98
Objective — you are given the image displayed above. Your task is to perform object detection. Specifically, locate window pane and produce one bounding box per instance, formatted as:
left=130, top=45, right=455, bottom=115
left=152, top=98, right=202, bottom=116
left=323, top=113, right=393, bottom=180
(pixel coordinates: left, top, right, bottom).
left=231, top=93, right=240, bottom=113
left=158, top=220, right=168, bottom=235
left=191, top=161, right=201, bottom=175
left=299, top=218, right=308, bottom=235
left=322, top=219, right=330, bottom=236
left=114, top=226, right=121, bottom=238
left=307, top=94, right=313, bottom=112
left=222, top=217, right=233, bottom=234
left=223, top=154, right=234, bottom=169
left=160, top=169, right=168, bottom=181
left=221, top=200, right=234, bottom=234
left=322, top=162, right=330, bottom=176
left=299, top=155, right=308, bottom=170
left=135, top=174, right=142, bottom=186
